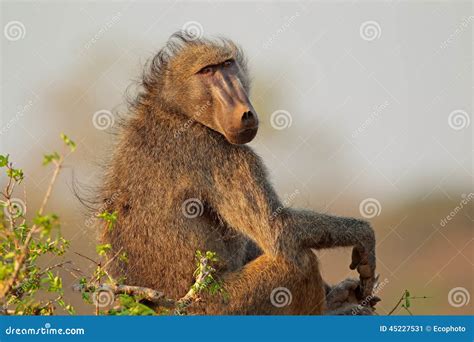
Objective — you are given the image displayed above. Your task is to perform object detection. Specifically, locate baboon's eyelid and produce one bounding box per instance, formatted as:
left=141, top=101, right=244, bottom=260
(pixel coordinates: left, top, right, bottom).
left=196, top=59, right=235, bottom=74
left=197, top=65, right=215, bottom=74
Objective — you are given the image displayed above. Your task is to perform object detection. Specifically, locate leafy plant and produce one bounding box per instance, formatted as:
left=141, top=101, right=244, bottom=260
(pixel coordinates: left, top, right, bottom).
left=0, top=134, right=76, bottom=315
left=388, top=289, right=431, bottom=315
left=0, top=135, right=229, bottom=316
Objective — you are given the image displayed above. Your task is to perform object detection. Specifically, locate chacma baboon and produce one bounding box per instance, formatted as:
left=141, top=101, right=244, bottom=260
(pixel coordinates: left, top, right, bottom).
left=97, top=32, right=377, bottom=314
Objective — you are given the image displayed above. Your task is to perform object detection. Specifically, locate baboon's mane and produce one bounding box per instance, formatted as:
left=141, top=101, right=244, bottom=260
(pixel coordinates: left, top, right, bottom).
left=133, top=31, right=246, bottom=109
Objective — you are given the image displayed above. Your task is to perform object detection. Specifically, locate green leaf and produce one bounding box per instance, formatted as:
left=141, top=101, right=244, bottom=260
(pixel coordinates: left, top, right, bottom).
left=119, top=252, right=128, bottom=263
left=65, top=304, right=75, bottom=315
left=6, top=168, right=24, bottom=182
left=97, top=211, right=118, bottom=231
left=42, top=152, right=60, bottom=166
left=3, top=252, right=15, bottom=259
left=33, top=213, right=60, bottom=236
left=60, top=133, right=76, bottom=152
left=404, top=290, right=411, bottom=308
left=0, top=155, right=9, bottom=167
left=96, top=244, right=112, bottom=256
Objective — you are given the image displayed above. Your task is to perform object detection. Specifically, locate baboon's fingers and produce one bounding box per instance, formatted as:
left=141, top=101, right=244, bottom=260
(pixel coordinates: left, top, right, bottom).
left=357, top=264, right=373, bottom=279
left=350, top=245, right=369, bottom=270
left=349, top=246, right=361, bottom=270
left=359, top=275, right=376, bottom=299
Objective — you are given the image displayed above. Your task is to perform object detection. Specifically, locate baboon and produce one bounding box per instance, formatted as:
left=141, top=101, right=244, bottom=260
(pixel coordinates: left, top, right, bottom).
left=97, top=32, right=377, bottom=315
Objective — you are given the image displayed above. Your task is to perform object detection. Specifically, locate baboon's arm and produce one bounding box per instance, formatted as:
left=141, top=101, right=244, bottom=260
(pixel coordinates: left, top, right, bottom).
left=209, top=149, right=375, bottom=295
left=285, top=209, right=375, bottom=262
left=286, top=209, right=376, bottom=297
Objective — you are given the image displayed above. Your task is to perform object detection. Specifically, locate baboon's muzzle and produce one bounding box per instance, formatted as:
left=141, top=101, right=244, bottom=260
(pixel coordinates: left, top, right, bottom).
left=211, top=71, right=258, bottom=145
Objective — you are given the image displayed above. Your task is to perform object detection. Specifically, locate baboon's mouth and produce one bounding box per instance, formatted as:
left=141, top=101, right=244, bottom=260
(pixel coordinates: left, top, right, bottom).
left=226, top=126, right=258, bottom=145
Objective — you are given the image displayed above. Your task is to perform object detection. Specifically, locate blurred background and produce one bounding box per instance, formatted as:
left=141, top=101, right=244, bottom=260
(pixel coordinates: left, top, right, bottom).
left=0, top=0, right=472, bottom=315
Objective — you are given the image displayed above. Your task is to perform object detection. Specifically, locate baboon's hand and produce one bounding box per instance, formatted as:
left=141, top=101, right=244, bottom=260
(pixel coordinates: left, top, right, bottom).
left=349, top=240, right=376, bottom=299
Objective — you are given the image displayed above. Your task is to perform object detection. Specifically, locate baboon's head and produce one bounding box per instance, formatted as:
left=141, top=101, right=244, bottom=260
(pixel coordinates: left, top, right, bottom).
left=144, top=32, right=258, bottom=145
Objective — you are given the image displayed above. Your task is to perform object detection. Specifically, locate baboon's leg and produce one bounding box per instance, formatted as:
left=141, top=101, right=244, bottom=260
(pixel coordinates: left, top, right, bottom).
left=197, top=250, right=325, bottom=315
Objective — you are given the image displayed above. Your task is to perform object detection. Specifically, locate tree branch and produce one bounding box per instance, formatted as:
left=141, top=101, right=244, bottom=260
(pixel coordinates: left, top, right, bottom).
left=73, top=283, right=176, bottom=309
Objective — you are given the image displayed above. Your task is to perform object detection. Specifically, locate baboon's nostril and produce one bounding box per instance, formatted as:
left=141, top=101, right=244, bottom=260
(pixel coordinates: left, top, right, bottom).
left=241, top=111, right=254, bottom=123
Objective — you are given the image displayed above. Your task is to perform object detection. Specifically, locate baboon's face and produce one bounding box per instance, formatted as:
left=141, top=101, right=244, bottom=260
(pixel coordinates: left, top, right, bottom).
left=169, top=53, right=258, bottom=145
left=195, top=59, right=258, bottom=144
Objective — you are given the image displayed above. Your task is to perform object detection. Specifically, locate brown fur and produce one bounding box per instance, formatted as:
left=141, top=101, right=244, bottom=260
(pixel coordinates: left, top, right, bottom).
left=96, top=32, right=376, bottom=314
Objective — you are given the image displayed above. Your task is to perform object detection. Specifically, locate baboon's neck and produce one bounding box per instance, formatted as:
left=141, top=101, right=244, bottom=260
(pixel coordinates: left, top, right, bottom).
left=131, top=105, right=231, bottom=155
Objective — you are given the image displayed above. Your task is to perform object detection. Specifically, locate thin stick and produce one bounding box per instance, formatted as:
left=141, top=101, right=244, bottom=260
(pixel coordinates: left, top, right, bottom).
left=388, top=290, right=431, bottom=315
left=388, top=291, right=407, bottom=315
left=38, top=158, right=62, bottom=216
left=0, top=159, right=63, bottom=300
left=73, top=283, right=176, bottom=309
left=74, top=252, right=99, bottom=266
left=174, top=255, right=213, bottom=314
